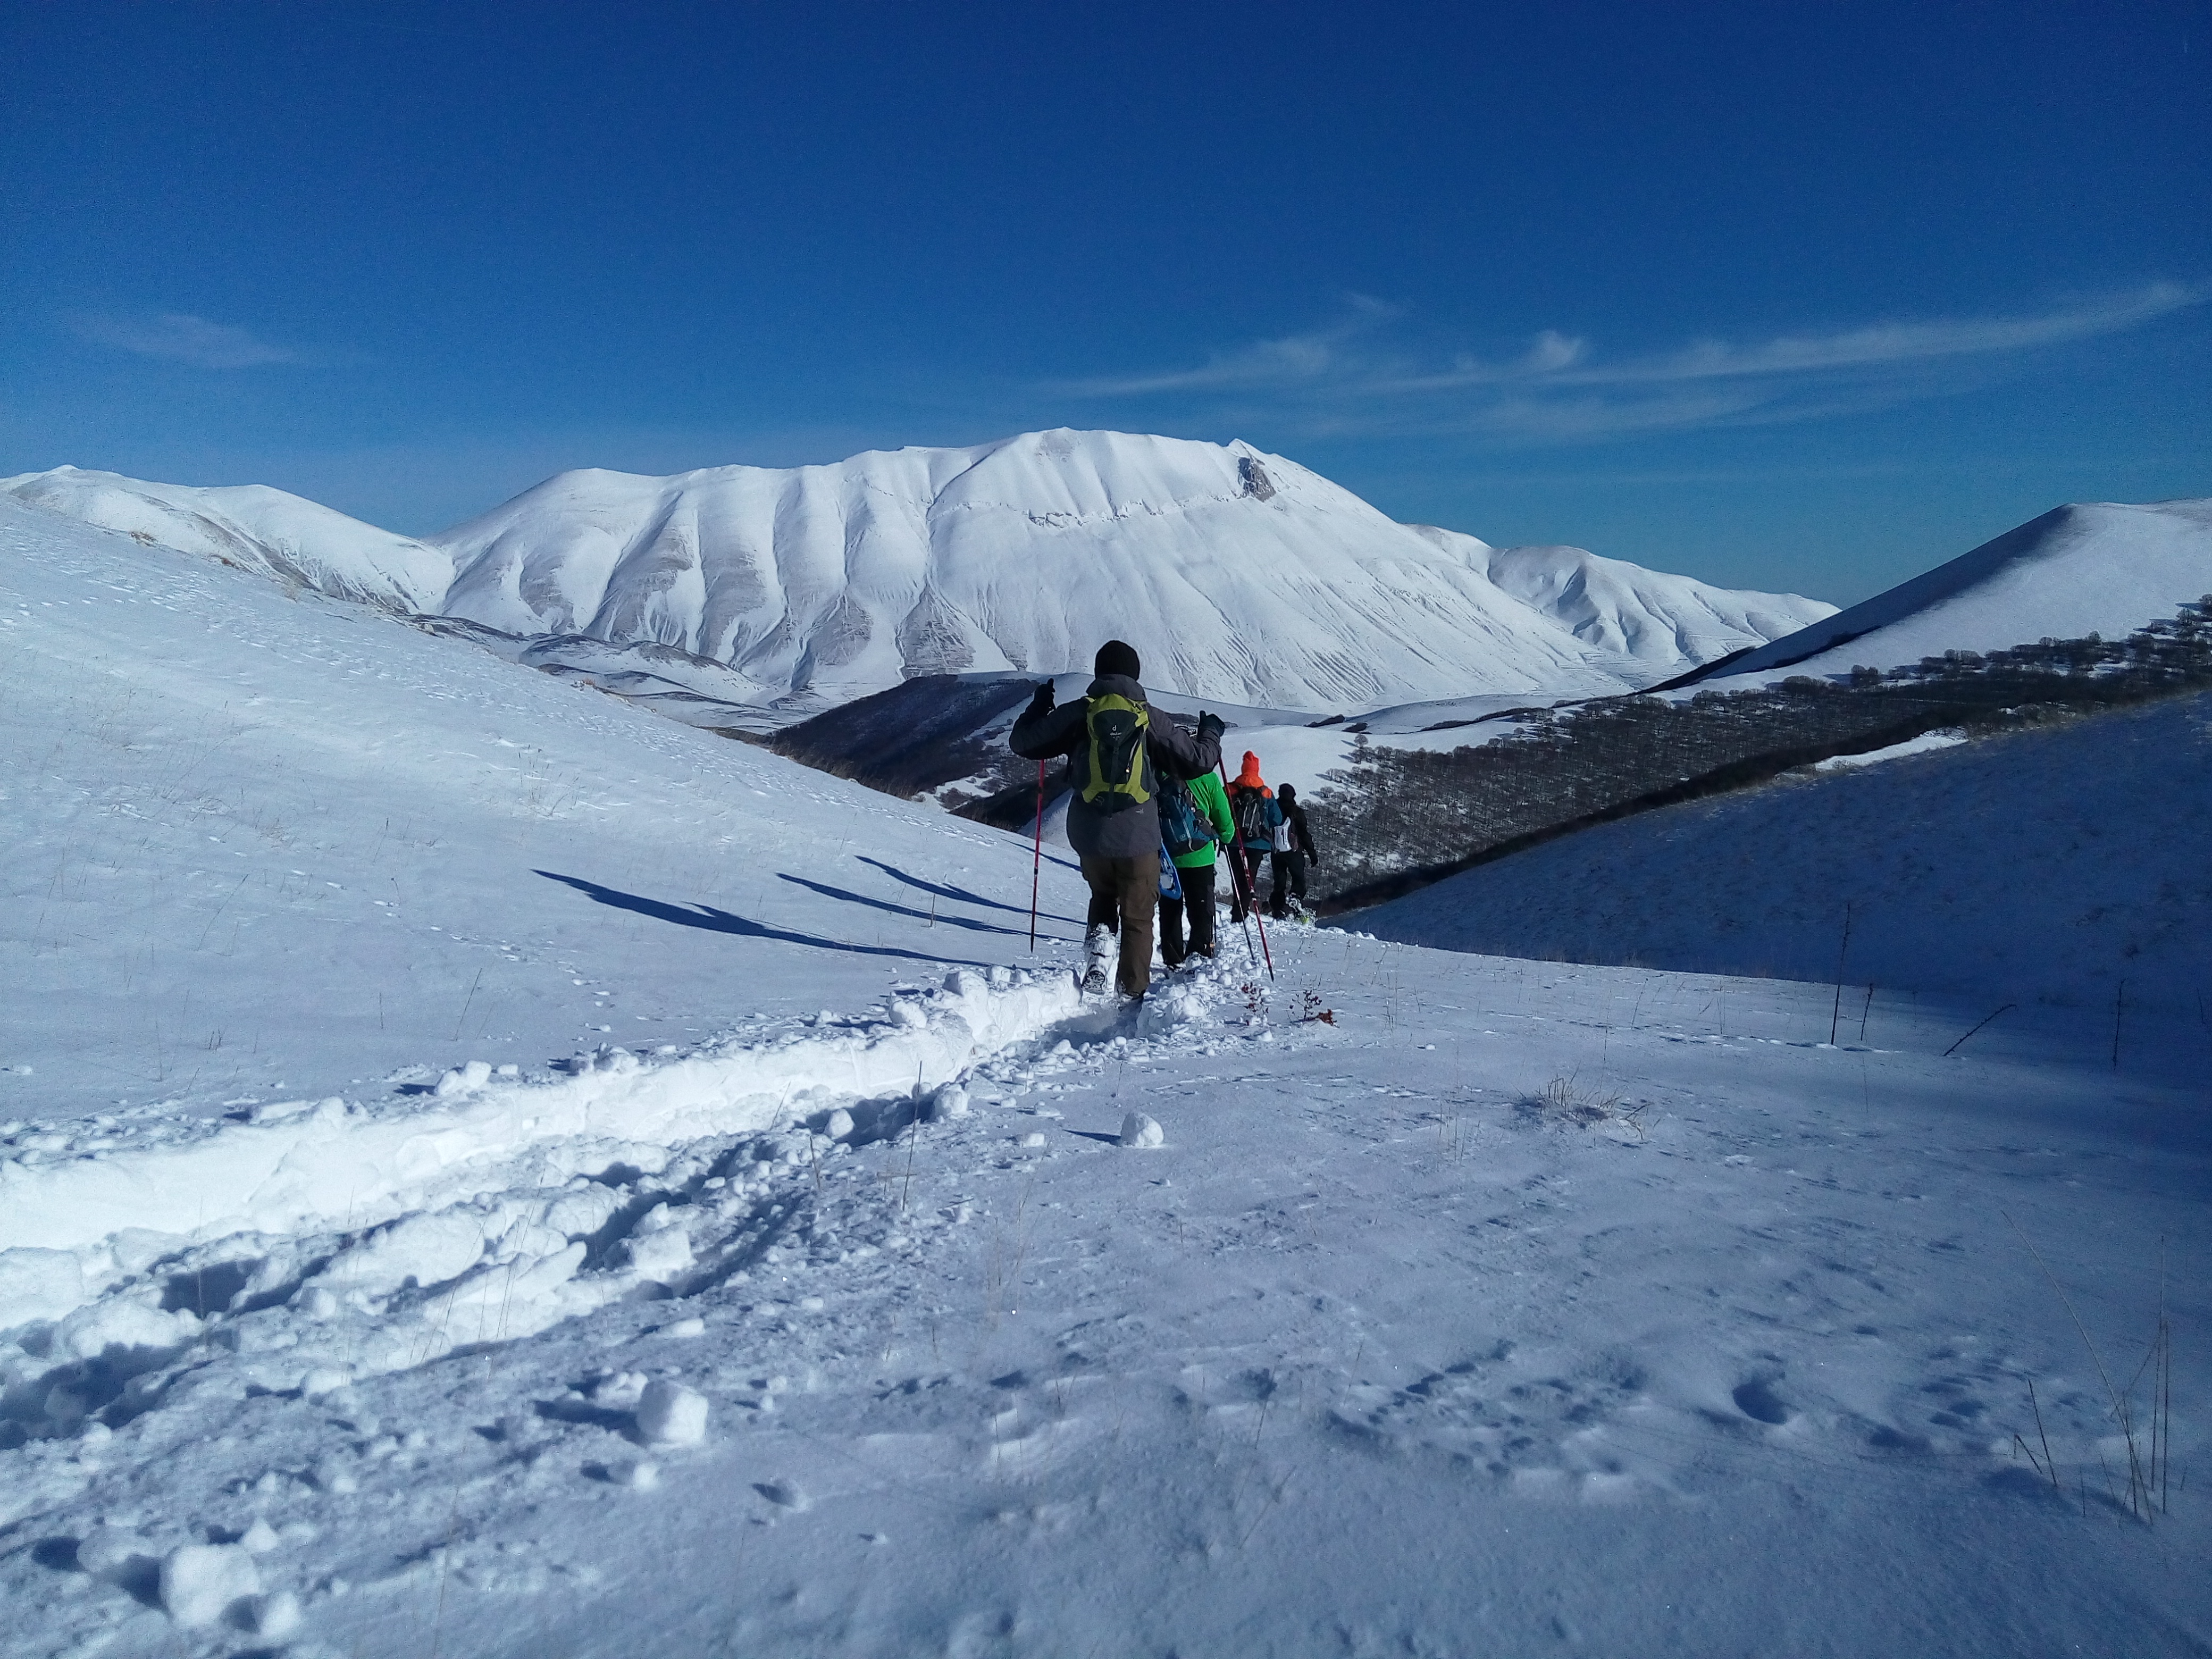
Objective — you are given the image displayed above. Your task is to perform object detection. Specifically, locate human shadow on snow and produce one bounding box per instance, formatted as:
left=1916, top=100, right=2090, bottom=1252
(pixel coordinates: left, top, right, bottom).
left=777, top=872, right=1044, bottom=939
left=854, top=855, right=1083, bottom=926
left=534, top=871, right=1000, bottom=969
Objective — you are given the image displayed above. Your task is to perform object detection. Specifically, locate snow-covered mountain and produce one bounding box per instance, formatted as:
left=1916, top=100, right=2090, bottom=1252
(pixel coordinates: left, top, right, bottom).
left=0, top=465, right=453, bottom=614
left=1414, top=529, right=1834, bottom=668
left=1689, top=497, right=2212, bottom=685
left=432, top=430, right=1830, bottom=714
left=4, top=433, right=1836, bottom=722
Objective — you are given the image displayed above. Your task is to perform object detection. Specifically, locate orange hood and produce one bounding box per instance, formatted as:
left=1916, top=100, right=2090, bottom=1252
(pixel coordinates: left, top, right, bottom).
left=1236, top=752, right=1266, bottom=789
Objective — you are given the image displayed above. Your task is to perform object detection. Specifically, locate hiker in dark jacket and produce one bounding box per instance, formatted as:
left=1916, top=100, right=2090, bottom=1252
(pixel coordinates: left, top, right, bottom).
left=1269, top=782, right=1320, bottom=919
left=1010, top=640, right=1223, bottom=999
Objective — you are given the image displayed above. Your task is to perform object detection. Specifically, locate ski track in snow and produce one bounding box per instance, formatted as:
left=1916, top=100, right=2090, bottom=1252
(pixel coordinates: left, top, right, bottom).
left=3, top=497, right=2209, bottom=1658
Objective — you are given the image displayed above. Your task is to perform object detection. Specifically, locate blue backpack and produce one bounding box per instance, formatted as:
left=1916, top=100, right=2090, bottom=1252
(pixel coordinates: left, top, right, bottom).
left=1159, top=780, right=1214, bottom=858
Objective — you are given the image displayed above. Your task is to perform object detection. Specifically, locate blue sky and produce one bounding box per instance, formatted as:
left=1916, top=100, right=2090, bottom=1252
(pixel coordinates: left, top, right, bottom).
left=3, top=1, right=2206, bottom=602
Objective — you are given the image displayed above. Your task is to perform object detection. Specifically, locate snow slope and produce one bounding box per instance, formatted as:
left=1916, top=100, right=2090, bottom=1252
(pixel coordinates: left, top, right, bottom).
left=1410, top=524, right=1836, bottom=669
left=1691, top=498, right=2212, bottom=684
left=0, top=465, right=453, bottom=614
left=3, top=496, right=2206, bottom=1658
left=1356, top=694, right=2212, bottom=1016
left=0, top=492, right=1099, bottom=1308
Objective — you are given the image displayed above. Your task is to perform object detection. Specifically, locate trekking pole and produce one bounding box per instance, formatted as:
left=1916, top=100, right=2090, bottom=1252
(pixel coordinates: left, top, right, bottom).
left=1247, top=856, right=1275, bottom=979
left=1217, top=761, right=1276, bottom=980
left=1213, top=763, right=1259, bottom=969
left=1028, top=760, right=1045, bottom=952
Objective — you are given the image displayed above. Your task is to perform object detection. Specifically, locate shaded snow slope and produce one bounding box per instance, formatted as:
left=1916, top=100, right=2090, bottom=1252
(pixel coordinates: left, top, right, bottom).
left=1358, top=693, right=2212, bottom=1016
left=0, top=466, right=452, bottom=614
left=1691, top=498, right=2212, bottom=684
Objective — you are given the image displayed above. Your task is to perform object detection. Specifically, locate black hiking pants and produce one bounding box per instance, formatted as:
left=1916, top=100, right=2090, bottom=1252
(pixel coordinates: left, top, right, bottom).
left=1269, top=851, right=1308, bottom=918
left=1227, top=845, right=1267, bottom=922
left=1159, top=862, right=1217, bottom=966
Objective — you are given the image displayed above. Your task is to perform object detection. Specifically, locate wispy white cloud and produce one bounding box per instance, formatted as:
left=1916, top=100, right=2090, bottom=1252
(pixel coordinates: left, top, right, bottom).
left=1060, top=281, right=2207, bottom=443
left=1547, top=281, right=2202, bottom=387
left=1058, top=294, right=1402, bottom=397
left=72, top=312, right=313, bottom=369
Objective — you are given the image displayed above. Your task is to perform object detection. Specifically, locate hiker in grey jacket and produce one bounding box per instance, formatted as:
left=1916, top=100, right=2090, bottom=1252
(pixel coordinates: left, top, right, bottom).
left=1010, top=639, right=1224, bottom=999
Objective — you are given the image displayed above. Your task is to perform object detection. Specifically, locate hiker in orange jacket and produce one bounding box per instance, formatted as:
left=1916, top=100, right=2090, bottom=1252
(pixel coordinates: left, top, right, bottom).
left=1221, top=751, right=1281, bottom=925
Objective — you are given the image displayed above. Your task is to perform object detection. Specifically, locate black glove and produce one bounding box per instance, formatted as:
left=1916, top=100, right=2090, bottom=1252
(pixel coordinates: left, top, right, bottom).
left=1196, top=710, right=1226, bottom=744
left=1028, top=678, right=1055, bottom=714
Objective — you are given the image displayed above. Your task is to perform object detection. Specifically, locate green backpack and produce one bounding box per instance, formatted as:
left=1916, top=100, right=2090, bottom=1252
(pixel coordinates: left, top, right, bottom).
left=1080, top=693, right=1153, bottom=812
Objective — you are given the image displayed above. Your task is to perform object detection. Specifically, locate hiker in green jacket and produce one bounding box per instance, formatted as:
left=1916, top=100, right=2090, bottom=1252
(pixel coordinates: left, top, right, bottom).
left=1159, top=766, right=1235, bottom=968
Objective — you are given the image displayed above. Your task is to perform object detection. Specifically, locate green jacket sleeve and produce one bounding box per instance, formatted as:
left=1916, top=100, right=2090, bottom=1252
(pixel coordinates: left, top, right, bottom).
left=1192, top=770, right=1235, bottom=843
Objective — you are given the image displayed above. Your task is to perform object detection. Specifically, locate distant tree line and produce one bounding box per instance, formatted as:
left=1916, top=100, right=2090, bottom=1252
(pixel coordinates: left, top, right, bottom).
left=1307, top=597, right=2212, bottom=912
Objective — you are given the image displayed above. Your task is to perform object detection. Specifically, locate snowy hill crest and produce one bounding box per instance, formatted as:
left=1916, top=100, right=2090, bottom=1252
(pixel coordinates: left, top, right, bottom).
left=1694, top=497, right=2212, bottom=685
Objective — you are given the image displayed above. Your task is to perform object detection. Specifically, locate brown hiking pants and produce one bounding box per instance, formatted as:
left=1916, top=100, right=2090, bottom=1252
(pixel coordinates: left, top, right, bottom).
left=1078, top=852, right=1157, bottom=998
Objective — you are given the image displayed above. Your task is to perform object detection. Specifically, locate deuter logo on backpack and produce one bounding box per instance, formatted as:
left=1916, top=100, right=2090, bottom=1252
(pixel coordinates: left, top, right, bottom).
left=1080, top=694, right=1152, bottom=811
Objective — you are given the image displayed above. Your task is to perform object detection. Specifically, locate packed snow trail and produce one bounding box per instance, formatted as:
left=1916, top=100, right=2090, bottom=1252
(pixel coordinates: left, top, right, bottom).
left=0, top=966, right=1079, bottom=1322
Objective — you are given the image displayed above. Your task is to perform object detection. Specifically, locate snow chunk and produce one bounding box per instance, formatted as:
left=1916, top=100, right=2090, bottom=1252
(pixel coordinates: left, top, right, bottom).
left=52, top=1294, right=200, bottom=1362
left=300, top=1365, right=352, bottom=1400
left=248, top=1589, right=303, bottom=1638
left=0, top=1246, right=87, bottom=1326
left=160, top=1542, right=262, bottom=1628
left=435, top=1060, right=495, bottom=1096
left=1119, top=1112, right=1164, bottom=1149
left=591, top=1370, right=649, bottom=1409
left=76, top=1525, right=154, bottom=1580
left=314, top=1210, right=489, bottom=1297
left=636, top=1380, right=709, bottom=1446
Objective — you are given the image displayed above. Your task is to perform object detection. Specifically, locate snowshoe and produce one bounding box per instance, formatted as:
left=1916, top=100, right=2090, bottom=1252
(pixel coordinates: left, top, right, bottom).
left=1078, top=924, right=1115, bottom=996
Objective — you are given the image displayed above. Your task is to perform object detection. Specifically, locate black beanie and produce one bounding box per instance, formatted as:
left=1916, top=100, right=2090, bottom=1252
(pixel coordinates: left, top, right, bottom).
left=1093, top=639, right=1141, bottom=680
left=1278, top=784, right=1297, bottom=805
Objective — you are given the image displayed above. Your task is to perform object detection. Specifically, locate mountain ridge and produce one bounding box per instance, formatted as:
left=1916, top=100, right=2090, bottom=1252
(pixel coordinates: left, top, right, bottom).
left=1688, top=497, right=2212, bottom=686
left=5, top=431, right=1833, bottom=718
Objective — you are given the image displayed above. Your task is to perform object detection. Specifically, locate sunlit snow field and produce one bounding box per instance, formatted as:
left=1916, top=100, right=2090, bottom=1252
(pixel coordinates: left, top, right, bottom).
left=3, top=499, right=2206, bottom=1658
